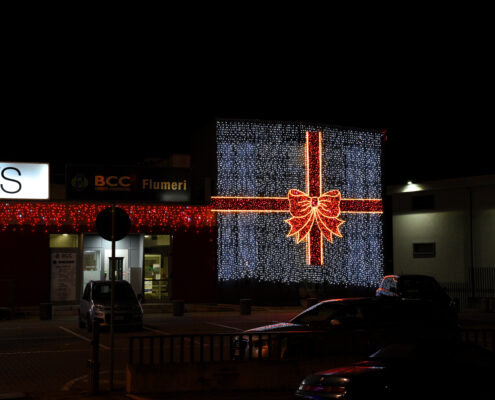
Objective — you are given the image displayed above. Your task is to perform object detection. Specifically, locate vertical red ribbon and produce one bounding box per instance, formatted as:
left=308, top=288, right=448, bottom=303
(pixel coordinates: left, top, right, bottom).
left=307, top=131, right=323, bottom=265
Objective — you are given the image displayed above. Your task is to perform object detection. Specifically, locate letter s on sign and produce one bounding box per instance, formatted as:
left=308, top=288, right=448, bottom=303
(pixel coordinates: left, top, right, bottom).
left=1, top=167, right=22, bottom=194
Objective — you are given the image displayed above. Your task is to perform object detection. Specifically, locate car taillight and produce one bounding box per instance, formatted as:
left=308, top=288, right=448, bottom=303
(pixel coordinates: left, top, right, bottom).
left=299, top=384, right=346, bottom=393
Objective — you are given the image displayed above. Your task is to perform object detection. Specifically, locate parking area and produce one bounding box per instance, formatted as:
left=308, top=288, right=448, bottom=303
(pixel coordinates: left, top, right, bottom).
left=1, top=305, right=495, bottom=399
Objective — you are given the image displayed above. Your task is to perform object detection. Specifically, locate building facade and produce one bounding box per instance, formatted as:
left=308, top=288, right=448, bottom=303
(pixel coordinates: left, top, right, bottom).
left=0, top=160, right=217, bottom=310
left=2, top=121, right=390, bottom=310
left=388, top=174, right=495, bottom=306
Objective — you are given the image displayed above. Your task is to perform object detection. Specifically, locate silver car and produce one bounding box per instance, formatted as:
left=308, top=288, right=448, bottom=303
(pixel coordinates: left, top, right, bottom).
left=79, top=280, right=143, bottom=331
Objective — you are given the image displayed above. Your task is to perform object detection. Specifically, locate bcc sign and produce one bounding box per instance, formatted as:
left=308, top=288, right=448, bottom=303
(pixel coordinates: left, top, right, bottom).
left=96, top=206, right=131, bottom=241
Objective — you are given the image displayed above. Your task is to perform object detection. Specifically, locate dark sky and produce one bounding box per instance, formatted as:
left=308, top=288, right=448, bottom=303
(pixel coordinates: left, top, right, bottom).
left=3, top=16, right=493, bottom=186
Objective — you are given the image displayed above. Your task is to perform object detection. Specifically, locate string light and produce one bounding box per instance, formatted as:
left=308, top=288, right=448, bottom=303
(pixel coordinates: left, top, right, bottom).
left=0, top=202, right=215, bottom=233
left=215, top=120, right=384, bottom=288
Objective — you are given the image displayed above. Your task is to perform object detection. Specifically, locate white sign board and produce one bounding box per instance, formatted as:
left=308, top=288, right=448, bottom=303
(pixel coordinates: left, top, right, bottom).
left=50, top=251, right=77, bottom=302
left=0, top=162, right=49, bottom=199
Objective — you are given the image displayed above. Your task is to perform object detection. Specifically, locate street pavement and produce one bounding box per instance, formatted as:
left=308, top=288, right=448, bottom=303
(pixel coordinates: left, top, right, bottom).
left=1, top=305, right=494, bottom=400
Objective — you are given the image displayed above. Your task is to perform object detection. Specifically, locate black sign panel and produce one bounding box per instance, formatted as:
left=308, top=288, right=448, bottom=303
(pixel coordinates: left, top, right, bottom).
left=66, top=165, right=191, bottom=202
left=96, top=206, right=131, bottom=241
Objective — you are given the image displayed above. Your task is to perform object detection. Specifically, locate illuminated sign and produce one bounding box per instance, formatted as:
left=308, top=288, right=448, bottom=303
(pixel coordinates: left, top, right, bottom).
left=0, top=162, right=49, bottom=200
left=214, top=120, right=384, bottom=288
left=66, top=166, right=191, bottom=202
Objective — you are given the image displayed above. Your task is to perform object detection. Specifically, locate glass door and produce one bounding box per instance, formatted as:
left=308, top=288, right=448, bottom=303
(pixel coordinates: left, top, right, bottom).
left=109, top=257, right=124, bottom=280
left=144, top=253, right=169, bottom=301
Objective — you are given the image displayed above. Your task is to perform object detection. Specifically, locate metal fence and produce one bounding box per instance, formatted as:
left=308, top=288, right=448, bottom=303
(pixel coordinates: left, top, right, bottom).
left=129, top=328, right=495, bottom=366
left=128, top=331, right=381, bottom=365
left=441, top=268, right=495, bottom=309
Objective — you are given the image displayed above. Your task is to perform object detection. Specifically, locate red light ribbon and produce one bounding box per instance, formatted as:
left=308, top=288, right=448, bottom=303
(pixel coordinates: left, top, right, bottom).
left=285, top=188, right=344, bottom=244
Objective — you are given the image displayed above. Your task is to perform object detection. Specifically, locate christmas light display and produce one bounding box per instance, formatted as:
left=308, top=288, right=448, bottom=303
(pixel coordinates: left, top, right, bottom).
left=0, top=202, right=215, bottom=233
left=215, top=120, right=384, bottom=287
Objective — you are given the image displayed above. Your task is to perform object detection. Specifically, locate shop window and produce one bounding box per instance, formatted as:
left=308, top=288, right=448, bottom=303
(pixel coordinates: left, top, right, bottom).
left=50, top=234, right=79, bottom=248
left=144, top=235, right=170, bottom=247
left=83, top=250, right=101, bottom=289
left=413, top=243, right=436, bottom=258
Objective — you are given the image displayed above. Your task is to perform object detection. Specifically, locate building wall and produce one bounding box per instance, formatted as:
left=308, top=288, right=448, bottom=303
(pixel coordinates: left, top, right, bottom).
left=171, top=229, right=217, bottom=303
left=473, top=185, right=495, bottom=268
left=390, top=177, right=495, bottom=287
left=0, top=232, right=50, bottom=308
left=392, top=188, right=470, bottom=282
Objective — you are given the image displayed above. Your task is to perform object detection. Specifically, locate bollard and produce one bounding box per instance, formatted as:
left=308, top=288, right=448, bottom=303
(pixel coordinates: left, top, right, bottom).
left=173, top=299, right=184, bottom=316
left=88, top=321, right=100, bottom=394
left=240, top=298, right=251, bottom=315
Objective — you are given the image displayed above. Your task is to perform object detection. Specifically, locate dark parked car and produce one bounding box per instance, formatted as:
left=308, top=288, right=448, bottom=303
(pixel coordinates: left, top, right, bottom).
left=79, top=280, right=143, bottom=331
left=233, top=297, right=458, bottom=360
left=295, top=339, right=495, bottom=399
left=376, top=274, right=450, bottom=301
left=376, top=274, right=457, bottom=318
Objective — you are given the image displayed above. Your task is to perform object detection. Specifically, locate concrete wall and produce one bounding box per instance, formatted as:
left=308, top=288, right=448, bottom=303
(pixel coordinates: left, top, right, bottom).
left=0, top=232, right=50, bottom=307
left=473, top=185, right=495, bottom=268
left=391, top=181, right=495, bottom=284
left=392, top=188, right=469, bottom=282
left=126, top=357, right=361, bottom=394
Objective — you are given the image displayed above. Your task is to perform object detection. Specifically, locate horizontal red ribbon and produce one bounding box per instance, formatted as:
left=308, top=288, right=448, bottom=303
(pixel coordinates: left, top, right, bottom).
left=211, top=196, right=383, bottom=213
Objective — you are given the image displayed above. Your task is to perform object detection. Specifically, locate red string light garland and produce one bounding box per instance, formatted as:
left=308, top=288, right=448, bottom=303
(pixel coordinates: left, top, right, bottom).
left=0, top=202, right=215, bottom=233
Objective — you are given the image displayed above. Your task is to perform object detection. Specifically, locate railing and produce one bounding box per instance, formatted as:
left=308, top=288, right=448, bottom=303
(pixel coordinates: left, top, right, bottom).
left=441, top=268, right=495, bottom=309
left=129, top=328, right=495, bottom=366
left=129, top=333, right=238, bottom=364
left=460, top=328, right=495, bottom=351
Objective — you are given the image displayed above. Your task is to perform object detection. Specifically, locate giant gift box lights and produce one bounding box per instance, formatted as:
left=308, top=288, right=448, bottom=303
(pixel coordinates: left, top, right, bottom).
left=213, top=121, right=384, bottom=287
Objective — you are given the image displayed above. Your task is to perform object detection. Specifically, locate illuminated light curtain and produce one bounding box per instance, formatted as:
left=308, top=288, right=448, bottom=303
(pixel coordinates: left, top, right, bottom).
left=0, top=202, right=215, bottom=233
left=215, top=120, right=384, bottom=287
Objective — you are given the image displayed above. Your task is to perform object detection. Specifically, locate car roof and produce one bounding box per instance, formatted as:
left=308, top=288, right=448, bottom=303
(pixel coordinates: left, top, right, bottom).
left=382, top=274, right=437, bottom=280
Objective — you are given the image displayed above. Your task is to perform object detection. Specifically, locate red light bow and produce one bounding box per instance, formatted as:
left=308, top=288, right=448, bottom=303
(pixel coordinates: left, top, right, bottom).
left=286, top=189, right=344, bottom=244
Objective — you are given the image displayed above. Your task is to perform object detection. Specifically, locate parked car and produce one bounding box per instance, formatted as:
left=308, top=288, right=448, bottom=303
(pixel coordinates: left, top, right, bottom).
left=376, top=274, right=450, bottom=301
left=233, top=297, right=458, bottom=360
left=295, top=339, right=495, bottom=399
left=79, top=280, right=143, bottom=331
left=376, top=274, right=457, bottom=317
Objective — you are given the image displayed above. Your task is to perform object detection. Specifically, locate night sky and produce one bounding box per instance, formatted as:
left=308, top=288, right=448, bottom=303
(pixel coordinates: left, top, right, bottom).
left=3, top=17, right=493, bottom=187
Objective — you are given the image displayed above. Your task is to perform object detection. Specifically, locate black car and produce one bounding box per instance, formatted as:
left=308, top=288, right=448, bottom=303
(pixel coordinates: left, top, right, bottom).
left=79, top=280, right=143, bottom=331
left=233, top=297, right=458, bottom=360
left=376, top=274, right=457, bottom=320
left=376, top=274, right=453, bottom=301
left=295, top=339, right=495, bottom=399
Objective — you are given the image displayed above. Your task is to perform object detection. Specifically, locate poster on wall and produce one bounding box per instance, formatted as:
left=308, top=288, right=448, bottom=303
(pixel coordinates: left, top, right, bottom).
left=50, top=252, right=77, bottom=302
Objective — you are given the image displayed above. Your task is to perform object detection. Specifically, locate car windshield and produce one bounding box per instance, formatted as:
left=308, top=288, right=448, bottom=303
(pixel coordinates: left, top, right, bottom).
left=93, top=283, right=136, bottom=301
left=291, top=301, right=369, bottom=325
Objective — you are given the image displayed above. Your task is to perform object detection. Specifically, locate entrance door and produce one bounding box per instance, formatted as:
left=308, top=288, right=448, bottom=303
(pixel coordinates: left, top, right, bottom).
left=109, top=257, right=124, bottom=280
left=144, top=252, right=169, bottom=302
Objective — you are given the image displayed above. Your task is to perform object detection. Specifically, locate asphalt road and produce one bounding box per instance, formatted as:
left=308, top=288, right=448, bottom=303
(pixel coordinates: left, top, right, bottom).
left=1, top=307, right=494, bottom=399
left=0, top=308, right=302, bottom=397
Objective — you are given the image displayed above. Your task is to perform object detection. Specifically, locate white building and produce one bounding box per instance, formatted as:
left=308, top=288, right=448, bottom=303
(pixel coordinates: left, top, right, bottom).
left=388, top=174, right=495, bottom=308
